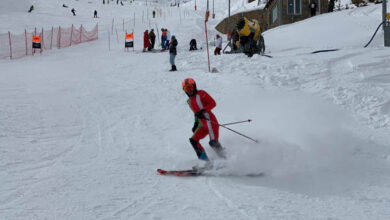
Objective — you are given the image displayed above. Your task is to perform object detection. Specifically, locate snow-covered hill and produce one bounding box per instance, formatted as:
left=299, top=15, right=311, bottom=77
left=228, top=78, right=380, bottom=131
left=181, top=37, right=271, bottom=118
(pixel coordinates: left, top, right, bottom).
left=0, top=0, right=389, bottom=219
left=0, top=0, right=31, bottom=13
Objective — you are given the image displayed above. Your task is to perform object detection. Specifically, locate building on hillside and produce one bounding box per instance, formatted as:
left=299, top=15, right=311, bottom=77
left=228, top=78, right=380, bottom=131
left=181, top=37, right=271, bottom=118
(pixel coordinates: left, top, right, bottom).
left=215, top=0, right=328, bottom=34
left=265, top=0, right=328, bottom=29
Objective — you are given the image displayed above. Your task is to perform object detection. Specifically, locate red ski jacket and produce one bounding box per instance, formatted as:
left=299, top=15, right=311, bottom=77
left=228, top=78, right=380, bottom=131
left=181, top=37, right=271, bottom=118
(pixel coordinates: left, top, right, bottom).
left=187, top=90, right=218, bottom=123
left=144, top=31, right=151, bottom=48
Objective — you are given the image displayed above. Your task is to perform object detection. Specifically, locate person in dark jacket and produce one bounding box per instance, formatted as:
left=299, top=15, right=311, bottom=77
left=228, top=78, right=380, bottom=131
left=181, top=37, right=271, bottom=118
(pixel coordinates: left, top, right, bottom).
left=71, top=8, right=76, bottom=16
left=149, top=29, right=156, bottom=49
left=309, top=0, right=317, bottom=17
left=328, top=0, right=335, bottom=12
left=169, top=35, right=178, bottom=71
left=94, top=10, right=98, bottom=18
left=189, top=39, right=197, bottom=51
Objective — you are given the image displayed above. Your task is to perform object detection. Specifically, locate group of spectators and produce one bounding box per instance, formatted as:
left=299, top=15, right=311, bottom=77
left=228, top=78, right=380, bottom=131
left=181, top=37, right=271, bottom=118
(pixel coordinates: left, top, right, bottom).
left=143, top=29, right=156, bottom=51
left=161, top=29, right=171, bottom=51
left=143, top=28, right=173, bottom=52
left=142, top=28, right=178, bottom=71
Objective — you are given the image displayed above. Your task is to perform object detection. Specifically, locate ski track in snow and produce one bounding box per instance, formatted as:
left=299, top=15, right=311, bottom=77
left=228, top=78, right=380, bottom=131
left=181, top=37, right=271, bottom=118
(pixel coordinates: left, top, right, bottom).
left=0, top=1, right=390, bottom=220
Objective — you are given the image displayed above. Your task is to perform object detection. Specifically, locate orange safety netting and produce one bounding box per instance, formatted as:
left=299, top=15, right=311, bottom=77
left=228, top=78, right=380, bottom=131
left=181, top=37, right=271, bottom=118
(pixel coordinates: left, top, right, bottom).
left=0, top=24, right=98, bottom=60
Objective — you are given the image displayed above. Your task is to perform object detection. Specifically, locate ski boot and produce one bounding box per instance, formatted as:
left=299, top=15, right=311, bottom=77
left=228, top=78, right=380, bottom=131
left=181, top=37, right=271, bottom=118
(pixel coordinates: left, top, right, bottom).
left=189, top=138, right=209, bottom=161
left=209, top=140, right=226, bottom=159
left=189, top=138, right=213, bottom=171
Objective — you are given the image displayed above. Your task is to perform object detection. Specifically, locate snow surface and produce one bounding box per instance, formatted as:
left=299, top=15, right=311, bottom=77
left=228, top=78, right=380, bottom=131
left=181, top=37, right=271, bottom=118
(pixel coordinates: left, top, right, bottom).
left=0, top=0, right=31, bottom=14
left=1, top=0, right=390, bottom=219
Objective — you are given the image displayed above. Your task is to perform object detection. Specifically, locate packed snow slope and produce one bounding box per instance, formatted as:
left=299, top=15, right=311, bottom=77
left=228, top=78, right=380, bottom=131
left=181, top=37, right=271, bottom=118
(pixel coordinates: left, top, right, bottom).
left=1, top=1, right=390, bottom=219
left=0, top=0, right=31, bottom=14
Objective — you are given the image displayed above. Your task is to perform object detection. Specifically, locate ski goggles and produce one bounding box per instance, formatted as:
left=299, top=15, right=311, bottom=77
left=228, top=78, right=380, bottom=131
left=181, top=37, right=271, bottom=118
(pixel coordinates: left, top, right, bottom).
left=182, top=84, right=194, bottom=93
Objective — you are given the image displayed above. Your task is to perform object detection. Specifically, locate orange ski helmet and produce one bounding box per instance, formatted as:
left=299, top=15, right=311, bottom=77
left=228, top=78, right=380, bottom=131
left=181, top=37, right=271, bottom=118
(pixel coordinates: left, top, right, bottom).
left=182, top=78, right=197, bottom=95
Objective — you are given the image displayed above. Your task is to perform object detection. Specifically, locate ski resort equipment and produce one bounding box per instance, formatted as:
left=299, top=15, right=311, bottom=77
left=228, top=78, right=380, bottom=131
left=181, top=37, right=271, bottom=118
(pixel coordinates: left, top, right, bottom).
left=223, top=17, right=265, bottom=57
left=364, top=21, right=387, bottom=48
left=32, top=35, right=41, bottom=49
left=157, top=168, right=202, bottom=176
left=157, top=164, right=213, bottom=177
left=1, top=24, right=98, bottom=60
left=383, top=0, right=390, bottom=46
left=32, top=34, right=42, bottom=55
left=125, top=32, right=134, bottom=49
left=205, top=10, right=211, bottom=72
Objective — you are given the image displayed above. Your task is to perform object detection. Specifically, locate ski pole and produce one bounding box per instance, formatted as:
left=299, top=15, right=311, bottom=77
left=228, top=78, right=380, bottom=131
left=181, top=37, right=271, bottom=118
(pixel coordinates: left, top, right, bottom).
left=221, top=119, right=252, bottom=126
left=206, top=118, right=259, bottom=143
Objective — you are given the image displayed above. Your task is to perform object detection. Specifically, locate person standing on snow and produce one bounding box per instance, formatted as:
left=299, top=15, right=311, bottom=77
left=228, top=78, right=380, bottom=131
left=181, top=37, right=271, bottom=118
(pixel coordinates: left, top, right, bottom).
left=149, top=29, right=156, bottom=50
left=94, top=10, right=98, bottom=18
left=309, top=0, right=317, bottom=17
left=143, top=30, right=151, bottom=52
left=328, top=0, right=335, bottom=12
left=161, top=28, right=166, bottom=50
left=169, top=35, right=178, bottom=71
left=165, top=29, right=171, bottom=50
left=189, top=39, right=197, bottom=51
left=214, top=34, right=222, bottom=55
left=182, top=78, right=225, bottom=162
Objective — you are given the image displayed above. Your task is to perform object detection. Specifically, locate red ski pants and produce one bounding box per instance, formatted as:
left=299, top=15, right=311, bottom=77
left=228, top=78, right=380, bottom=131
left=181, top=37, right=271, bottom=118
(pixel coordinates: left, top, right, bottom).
left=192, top=119, right=219, bottom=142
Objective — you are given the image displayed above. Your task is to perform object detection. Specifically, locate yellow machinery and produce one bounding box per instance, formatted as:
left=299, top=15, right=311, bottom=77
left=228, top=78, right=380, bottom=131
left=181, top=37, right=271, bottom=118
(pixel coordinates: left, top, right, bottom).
left=237, top=17, right=261, bottom=41
left=224, top=17, right=265, bottom=57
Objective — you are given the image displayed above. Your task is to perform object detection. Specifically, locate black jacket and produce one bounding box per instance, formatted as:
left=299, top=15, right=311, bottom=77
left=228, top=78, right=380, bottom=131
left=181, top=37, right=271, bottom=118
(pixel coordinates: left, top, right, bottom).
left=169, top=39, right=178, bottom=55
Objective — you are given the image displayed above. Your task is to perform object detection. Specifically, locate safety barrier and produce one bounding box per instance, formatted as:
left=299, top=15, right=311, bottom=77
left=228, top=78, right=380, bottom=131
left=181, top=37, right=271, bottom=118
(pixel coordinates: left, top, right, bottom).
left=0, top=24, right=98, bottom=60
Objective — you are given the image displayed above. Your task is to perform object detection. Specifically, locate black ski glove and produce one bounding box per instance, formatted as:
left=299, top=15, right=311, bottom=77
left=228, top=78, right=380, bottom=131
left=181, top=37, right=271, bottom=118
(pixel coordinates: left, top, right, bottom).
left=192, top=121, right=199, bottom=133
left=195, top=109, right=206, bottom=119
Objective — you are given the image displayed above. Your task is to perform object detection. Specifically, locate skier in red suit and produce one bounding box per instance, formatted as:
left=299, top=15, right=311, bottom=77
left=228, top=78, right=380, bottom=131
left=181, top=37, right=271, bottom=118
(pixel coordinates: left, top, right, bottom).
left=143, top=30, right=151, bottom=52
left=182, top=78, right=225, bottom=161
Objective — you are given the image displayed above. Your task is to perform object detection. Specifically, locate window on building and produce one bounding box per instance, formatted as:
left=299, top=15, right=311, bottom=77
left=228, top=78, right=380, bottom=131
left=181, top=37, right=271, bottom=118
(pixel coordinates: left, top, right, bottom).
left=271, top=5, right=278, bottom=24
left=287, top=0, right=301, bottom=15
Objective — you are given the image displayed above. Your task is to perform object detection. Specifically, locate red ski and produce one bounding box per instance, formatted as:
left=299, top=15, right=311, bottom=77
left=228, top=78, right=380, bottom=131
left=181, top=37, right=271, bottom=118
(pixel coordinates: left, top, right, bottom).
left=157, top=168, right=202, bottom=177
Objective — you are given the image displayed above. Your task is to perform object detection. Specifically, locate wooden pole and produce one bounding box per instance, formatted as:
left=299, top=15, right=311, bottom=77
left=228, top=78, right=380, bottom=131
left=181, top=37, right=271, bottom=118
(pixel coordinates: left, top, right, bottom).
left=58, top=26, right=61, bottom=48
left=25, top=29, right=28, bottom=56
left=8, top=31, right=12, bottom=60
left=80, top=25, right=83, bottom=43
left=70, top=24, right=73, bottom=46
left=41, top=27, right=43, bottom=53
left=50, top=27, right=53, bottom=49
left=205, top=21, right=210, bottom=72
